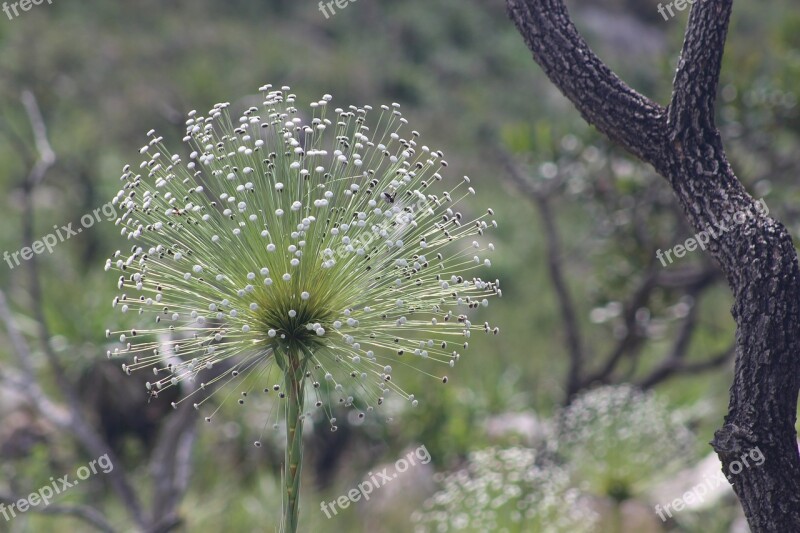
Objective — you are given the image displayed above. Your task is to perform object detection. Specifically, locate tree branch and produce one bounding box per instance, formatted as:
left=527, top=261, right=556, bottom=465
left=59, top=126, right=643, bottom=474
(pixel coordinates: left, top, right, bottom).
left=582, top=268, right=657, bottom=386
left=508, top=0, right=800, bottom=528
left=639, top=344, right=734, bottom=389
left=20, top=90, right=55, bottom=187
left=15, top=91, right=149, bottom=529
left=149, top=337, right=199, bottom=531
left=0, top=290, right=71, bottom=427
left=506, top=0, right=668, bottom=167
left=667, top=0, right=733, bottom=140
left=500, top=153, right=585, bottom=398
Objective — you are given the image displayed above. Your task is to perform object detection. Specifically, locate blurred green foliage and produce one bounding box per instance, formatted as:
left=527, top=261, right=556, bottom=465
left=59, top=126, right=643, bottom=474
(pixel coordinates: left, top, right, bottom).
left=0, top=0, right=799, bottom=531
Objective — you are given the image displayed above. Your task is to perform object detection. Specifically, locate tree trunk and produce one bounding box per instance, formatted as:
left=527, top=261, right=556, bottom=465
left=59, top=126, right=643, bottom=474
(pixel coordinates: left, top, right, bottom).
left=506, top=0, right=800, bottom=529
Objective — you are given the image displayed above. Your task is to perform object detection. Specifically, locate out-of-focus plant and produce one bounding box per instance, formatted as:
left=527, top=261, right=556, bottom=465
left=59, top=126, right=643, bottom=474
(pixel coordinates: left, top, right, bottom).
left=553, top=384, right=695, bottom=502
left=412, top=446, right=597, bottom=533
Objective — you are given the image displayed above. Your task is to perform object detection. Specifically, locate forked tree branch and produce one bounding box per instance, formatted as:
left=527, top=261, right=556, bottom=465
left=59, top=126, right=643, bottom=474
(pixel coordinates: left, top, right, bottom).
left=0, top=290, right=71, bottom=427
left=508, top=1, right=800, bottom=529
left=0, top=288, right=144, bottom=529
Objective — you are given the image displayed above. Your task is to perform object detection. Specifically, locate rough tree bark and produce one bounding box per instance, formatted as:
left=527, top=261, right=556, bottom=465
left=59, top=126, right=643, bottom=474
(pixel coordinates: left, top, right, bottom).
left=506, top=0, right=800, bottom=530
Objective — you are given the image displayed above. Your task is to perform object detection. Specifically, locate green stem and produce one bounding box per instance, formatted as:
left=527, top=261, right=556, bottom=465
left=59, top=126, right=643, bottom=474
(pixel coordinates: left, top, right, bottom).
left=283, top=352, right=305, bottom=533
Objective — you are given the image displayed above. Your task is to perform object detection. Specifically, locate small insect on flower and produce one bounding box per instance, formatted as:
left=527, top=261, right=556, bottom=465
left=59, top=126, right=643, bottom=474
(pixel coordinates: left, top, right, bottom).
left=105, top=84, right=501, bottom=437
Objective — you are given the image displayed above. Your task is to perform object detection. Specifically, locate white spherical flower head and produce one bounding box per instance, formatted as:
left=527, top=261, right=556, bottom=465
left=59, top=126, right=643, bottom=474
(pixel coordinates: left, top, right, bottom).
left=106, top=85, right=500, bottom=431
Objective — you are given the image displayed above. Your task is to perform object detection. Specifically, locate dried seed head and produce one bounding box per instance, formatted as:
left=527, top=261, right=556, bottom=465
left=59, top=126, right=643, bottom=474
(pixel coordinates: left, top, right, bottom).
left=106, top=85, right=500, bottom=432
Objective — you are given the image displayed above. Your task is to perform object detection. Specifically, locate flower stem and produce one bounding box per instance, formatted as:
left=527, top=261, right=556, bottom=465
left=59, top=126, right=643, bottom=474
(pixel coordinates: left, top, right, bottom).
left=283, top=351, right=305, bottom=533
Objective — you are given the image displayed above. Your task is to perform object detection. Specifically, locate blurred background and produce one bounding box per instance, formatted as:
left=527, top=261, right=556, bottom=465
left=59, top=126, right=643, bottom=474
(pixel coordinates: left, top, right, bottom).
left=1, top=0, right=799, bottom=531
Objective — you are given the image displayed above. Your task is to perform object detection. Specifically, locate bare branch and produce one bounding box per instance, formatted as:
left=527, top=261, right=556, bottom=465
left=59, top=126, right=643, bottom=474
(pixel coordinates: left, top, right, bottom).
left=501, top=153, right=585, bottom=398
left=639, top=345, right=735, bottom=389
left=0, top=289, right=145, bottom=527
left=582, top=269, right=657, bottom=386
left=20, top=90, right=55, bottom=187
left=0, top=290, right=71, bottom=427
left=499, top=148, right=724, bottom=396
left=507, top=1, right=800, bottom=527
left=19, top=90, right=76, bottom=404
left=16, top=91, right=149, bottom=529
left=149, top=343, right=199, bottom=527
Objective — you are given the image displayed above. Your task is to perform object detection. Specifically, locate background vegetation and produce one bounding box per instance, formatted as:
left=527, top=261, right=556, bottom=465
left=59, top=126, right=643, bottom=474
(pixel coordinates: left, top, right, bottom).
left=1, top=0, right=799, bottom=531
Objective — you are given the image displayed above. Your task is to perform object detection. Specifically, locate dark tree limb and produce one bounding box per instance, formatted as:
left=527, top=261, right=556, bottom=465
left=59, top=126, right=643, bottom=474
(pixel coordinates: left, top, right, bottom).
left=508, top=0, right=800, bottom=529
left=501, top=153, right=728, bottom=396
left=639, top=344, right=735, bottom=389
left=505, top=0, right=668, bottom=167
left=501, top=153, right=585, bottom=397
left=667, top=0, right=732, bottom=141
left=584, top=269, right=657, bottom=385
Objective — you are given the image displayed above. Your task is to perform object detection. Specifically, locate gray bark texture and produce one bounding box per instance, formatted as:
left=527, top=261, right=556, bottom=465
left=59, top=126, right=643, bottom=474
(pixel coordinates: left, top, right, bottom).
left=507, top=0, right=800, bottom=529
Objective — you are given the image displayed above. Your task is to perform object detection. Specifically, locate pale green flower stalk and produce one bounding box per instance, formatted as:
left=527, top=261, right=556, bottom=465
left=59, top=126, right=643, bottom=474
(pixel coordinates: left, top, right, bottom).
left=104, top=85, right=500, bottom=531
